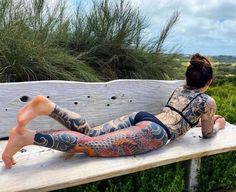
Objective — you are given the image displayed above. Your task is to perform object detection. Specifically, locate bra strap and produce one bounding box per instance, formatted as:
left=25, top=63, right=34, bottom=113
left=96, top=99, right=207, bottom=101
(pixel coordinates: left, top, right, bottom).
left=166, top=88, right=178, bottom=105
left=165, top=104, right=196, bottom=127
left=181, top=93, right=202, bottom=112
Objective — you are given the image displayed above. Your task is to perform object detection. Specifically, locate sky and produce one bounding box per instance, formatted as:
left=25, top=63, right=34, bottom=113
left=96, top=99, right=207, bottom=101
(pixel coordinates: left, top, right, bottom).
left=67, top=0, right=236, bottom=56
left=130, top=0, right=236, bottom=56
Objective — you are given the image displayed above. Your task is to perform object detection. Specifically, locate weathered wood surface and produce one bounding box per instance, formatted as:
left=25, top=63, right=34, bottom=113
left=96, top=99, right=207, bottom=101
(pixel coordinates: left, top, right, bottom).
left=0, top=80, right=184, bottom=138
left=0, top=123, right=235, bottom=192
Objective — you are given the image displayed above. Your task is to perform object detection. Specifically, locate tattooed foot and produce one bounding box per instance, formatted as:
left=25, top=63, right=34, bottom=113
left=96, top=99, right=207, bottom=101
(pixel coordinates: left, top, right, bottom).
left=17, top=95, right=55, bottom=128
left=2, top=127, right=35, bottom=169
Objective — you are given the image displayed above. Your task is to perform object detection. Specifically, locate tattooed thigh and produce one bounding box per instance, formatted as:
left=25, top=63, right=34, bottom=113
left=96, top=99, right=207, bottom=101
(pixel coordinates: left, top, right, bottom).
left=87, top=112, right=138, bottom=137
left=75, top=121, right=169, bottom=157
left=139, top=121, right=169, bottom=147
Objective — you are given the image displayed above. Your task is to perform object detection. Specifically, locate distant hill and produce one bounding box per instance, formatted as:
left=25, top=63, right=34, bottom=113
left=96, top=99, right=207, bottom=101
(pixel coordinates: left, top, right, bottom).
left=212, top=55, right=236, bottom=63
left=181, top=54, right=236, bottom=63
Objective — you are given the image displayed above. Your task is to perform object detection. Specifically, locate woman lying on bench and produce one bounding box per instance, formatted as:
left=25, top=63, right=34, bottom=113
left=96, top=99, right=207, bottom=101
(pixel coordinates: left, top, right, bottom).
left=2, top=53, right=226, bottom=169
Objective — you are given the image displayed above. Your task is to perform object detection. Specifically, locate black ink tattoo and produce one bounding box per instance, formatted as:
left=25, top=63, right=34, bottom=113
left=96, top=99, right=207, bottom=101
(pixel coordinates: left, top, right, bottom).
left=87, top=112, right=137, bottom=137
left=34, top=132, right=78, bottom=151
left=49, top=105, right=90, bottom=133
left=158, top=85, right=212, bottom=138
left=201, top=97, right=217, bottom=138
left=33, top=115, right=169, bottom=156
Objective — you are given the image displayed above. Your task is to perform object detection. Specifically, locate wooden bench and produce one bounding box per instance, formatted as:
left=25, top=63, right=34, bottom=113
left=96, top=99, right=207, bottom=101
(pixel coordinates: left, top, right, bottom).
left=0, top=80, right=235, bottom=192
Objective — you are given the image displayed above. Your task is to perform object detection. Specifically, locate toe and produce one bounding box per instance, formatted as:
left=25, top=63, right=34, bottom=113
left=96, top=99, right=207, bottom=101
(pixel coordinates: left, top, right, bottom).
left=11, top=157, right=16, bottom=165
left=2, top=154, right=13, bottom=169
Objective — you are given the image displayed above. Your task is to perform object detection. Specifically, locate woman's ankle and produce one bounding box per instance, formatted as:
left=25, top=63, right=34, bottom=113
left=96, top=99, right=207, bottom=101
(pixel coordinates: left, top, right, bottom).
left=16, top=128, right=36, bottom=146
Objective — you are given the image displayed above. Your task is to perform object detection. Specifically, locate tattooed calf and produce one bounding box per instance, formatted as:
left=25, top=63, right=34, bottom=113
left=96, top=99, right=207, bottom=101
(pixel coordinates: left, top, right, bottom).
left=49, top=105, right=90, bottom=133
left=34, top=132, right=78, bottom=152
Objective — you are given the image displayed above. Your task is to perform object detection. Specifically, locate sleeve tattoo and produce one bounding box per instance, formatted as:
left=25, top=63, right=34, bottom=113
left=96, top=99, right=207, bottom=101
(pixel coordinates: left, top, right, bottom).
left=201, top=97, right=217, bottom=138
left=49, top=105, right=90, bottom=133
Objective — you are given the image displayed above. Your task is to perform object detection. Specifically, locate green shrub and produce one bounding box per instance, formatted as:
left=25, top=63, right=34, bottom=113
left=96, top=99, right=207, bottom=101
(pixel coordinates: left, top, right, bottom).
left=0, top=0, right=99, bottom=82
left=69, top=0, right=181, bottom=80
left=0, top=0, right=181, bottom=82
left=207, top=84, right=236, bottom=124
left=198, top=152, right=236, bottom=192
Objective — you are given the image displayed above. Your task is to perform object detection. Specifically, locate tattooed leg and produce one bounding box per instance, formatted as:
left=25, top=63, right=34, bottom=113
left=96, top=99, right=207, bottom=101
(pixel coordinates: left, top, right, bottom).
left=49, top=107, right=138, bottom=136
left=17, top=95, right=138, bottom=136
left=49, top=105, right=90, bottom=134
left=77, top=121, right=169, bottom=157
left=17, top=95, right=90, bottom=133
left=2, top=121, right=169, bottom=168
left=34, top=121, right=169, bottom=157
left=34, top=130, right=80, bottom=152
left=87, top=112, right=138, bottom=137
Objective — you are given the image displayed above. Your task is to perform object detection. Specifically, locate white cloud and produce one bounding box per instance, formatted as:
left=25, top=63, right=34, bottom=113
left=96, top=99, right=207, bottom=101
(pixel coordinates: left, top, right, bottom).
left=133, top=0, right=236, bottom=55
left=44, top=0, right=236, bottom=55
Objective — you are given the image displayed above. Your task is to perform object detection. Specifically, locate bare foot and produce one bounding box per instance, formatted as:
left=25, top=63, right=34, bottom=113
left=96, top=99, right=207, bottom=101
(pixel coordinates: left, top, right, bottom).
left=2, top=127, right=35, bottom=169
left=17, top=95, right=55, bottom=130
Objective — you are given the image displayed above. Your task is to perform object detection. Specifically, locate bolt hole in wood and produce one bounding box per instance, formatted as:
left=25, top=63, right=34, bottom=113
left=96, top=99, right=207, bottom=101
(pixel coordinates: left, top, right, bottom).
left=111, top=96, right=116, bottom=100
left=20, top=96, right=30, bottom=102
left=130, top=100, right=132, bottom=102
left=74, top=102, right=78, bottom=105
left=20, top=148, right=27, bottom=153
left=87, top=96, right=90, bottom=98
left=47, top=96, right=50, bottom=98
left=107, top=104, right=110, bottom=106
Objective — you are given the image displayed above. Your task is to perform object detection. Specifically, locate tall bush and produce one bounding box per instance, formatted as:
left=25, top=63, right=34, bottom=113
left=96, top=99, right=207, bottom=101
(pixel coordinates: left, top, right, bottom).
left=0, top=0, right=99, bottom=82
left=70, top=0, right=180, bottom=80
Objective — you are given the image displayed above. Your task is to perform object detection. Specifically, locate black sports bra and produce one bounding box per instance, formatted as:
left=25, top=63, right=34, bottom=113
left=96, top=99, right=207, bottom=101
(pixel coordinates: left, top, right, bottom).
left=165, top=89, right=202, bottom=128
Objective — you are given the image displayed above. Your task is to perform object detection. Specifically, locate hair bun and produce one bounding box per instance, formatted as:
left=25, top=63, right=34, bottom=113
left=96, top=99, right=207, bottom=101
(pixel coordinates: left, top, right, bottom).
left=190, top=53, right=207, bottom=69
left=190, top=60, right=205, bottom=69
left=186, top=53, right=213, bottom=89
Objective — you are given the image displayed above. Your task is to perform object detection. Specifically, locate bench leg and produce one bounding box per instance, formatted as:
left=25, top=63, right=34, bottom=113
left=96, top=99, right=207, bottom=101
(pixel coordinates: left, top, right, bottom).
left=186, top=158, right=201, bottom=192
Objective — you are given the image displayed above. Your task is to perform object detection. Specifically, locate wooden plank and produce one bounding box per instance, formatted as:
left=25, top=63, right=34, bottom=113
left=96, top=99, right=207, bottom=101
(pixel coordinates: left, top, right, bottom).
left=0, top=123, right=235, bottom=192
left=0, top=80, right=184, bottom=138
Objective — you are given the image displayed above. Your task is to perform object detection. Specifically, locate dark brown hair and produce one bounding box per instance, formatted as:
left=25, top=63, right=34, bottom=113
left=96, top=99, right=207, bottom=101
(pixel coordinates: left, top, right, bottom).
left=185, top=53, right=213, bottom=89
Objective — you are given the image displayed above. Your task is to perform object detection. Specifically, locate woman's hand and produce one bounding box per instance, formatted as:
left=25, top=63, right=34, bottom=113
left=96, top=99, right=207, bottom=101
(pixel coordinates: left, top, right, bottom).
left=214, top=116, right=226, bottom=130
left=213, top=115, right=223, bottom=122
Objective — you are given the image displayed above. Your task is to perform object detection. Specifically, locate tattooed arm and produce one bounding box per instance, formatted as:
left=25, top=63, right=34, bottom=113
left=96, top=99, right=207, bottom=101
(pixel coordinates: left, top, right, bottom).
left=201, top=97, right=225, bottom=138
left=196, top=115, right=224, bottom=128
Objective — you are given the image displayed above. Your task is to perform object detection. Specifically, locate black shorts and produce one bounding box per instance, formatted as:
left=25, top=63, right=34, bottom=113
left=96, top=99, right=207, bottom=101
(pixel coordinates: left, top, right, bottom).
left=134, top=111, right=172, bottom=139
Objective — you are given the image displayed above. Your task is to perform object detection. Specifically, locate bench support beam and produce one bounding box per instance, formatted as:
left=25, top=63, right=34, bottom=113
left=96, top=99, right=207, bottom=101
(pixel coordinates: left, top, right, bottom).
left=186, top=158, right=201, bottom=192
